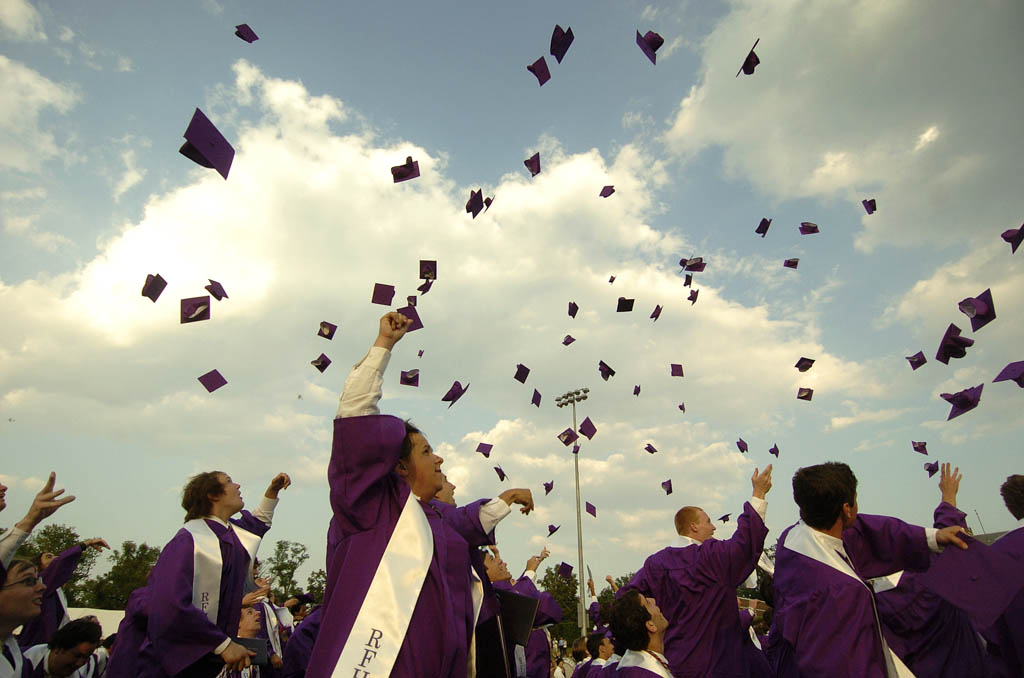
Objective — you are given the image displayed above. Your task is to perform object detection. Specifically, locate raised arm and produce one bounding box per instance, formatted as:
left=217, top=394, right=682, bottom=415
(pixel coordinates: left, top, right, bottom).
left=0, top=473, right=76, bottom=568
left=703, top=465, right=772, bottom=587
left=934, top=463, right=968, bottom=529
left=336, top=312, right=411, bottom=418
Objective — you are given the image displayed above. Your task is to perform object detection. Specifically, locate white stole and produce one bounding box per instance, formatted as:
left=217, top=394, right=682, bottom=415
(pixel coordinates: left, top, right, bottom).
left=1, top=637, right=24, bottom=678
left=782, top=523, right=915, bottom=678
left=183, top=519, right=262, bottom=624
left=616, top=649, right=674, bottom=677
left=56, top=586, right=71, bottom=629
left=466, top=562, right=484, bottom=678
left=262, top=602, right=283, bottom=657
left=330, top=491, right=433, bottom=678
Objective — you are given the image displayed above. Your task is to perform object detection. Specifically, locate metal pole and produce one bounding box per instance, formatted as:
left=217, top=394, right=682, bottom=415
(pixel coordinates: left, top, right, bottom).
left=572, top=400, right=586, bottom=638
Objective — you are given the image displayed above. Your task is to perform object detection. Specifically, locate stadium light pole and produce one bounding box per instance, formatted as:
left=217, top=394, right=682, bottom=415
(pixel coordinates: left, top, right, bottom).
left=555, top=386, right=590, bottom=638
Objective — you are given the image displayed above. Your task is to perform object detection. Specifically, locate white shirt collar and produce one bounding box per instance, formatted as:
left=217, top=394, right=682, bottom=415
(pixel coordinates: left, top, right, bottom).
left=675, top=534, right=701, bottom=547
left=204, top=515, right=230, bottom=528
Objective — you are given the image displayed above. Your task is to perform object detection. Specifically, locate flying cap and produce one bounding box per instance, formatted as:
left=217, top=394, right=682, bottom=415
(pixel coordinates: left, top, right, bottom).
left=797, top=387, right=814, bottom=401
left=417, top=279, right=433, bottom=295
left=683, top=257, right=706, bottom=272
left=993, top=361, right=1024, bottom=387
left=568, top=301, right=579, bottom=318
left=636, top=30, right=664, bottom=64
left=234, top=24, right=258, bottom=43
left=524, top=152, right=541, bottom=177
left=406, top=296, right=416, bottom=307
left=563, top=335, right=576, bottom=346
left=957, top=288, right=996, bottom=331
left=609, top=275, right=616, bottom=284
left=783, top=258, right=800, bottom=269
left=205, top=279, right=228, bottom=301
left=550, top=25, right=574, bottom=63
left=924, top=461, right=939, bottom=477
left=141, top=274, right=167, bottom=302
left=396, top=304, right=423, bottom=332
left=755, top=218, right=771, bottom=237
left=662, top=479, right=673, bottom=495
left=544, top=481, right=554, bottom=495
left=527, top=57, right=551, bottom=86
left=318, top=322, right=337, bottom=340
left=585, top=501, right=596, bottom=517
left=906, top=351, right=926, bottom=370
left=179, top=108, right=234, bottom=180
left=311, top=354, right=331, bottom=373
left=371, top=283, right=395, bottom=306
left=547, top=523, right=560, bottom=536
left=935, top=324, right=974, bottom=364
left=671, top=363, right=684, bottom=377
left=678, top=402, right=686, bottom=412
left=419, top=260, right=437, bottom=280
left=1002, top=225, right=1023, bottom=253
left=798, top=222, right=819, bottom=235
left=531, top=389, right=542, bottom=407
left=617, top=297, right=634, bottom=312
left=442, top=381, right=470, bottom=407
left=558, top=428, right=580, bottom=446
left=180, top=296, right=211, bottom=324
left=941, top=384, right=983, bottom=420
left=683, top=273, right=692, bottom=287
left=494, top=466, right=507, bottom=482
left=391, top=156, right=420, bottom=183
left=600, top=185, right=615, bottom=198
left=198, top=369, right=227, bottom=393
left=688, top=289, right=699, bottom=305
left=795, top=357, right=815, bottom=372
left=912, top=441, right=927, bottom=455
left=400, top=369, right=419, bottom=387
left=645, top=443, right=657, bottom=454
left=557, top=562, right=573, bottom=579
left=769, top=444, right=780, bottom=457
left=598, top=360, right=615, bottom=380
left=650, top=304, right=663, bottom=321
left=735, top=38, right=760, bottom=77
left=736, top=438, right=748, bottom=453
left=862, top=199, right=877, bottom=215
left=719, top=514, right=732, bottom=523
left=417, top=349, right=424, bottom=358
left=633, top=384, right=641, bottom=396
left=476, top=442, right=492, bottom=458
left=514, top=363, right=530, bottom=383
left=578, top=416, right=597, bottom=440
left=484, top=195, right=494, bottom=211
left=466, top=189, right=484, bottom=218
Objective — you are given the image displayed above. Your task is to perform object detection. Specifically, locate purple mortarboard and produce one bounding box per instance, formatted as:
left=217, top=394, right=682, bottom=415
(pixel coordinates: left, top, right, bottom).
left=633, top=384, right=641, bottom=396
left=907, top=351, right=926, bottom=370
left=180, top=296, right=211, bottom=323
left=935, top=323, right=974, bottom=364
left=769, top=443, right=780, bottom=457
left=514, top=363, right=530, bottom=383
left=1002, top=225, right=1023, bottom=253
left=568, top=301, right=579, bottom=318
left=527, top=57, right=551, bottom=86
left=417, top=279, right=433, bottom=295
left=755, top=218, right=771, bottom=237
left=198, top=369, right=227, bottom=392
left=719, top=513, right=732, bottom=523
left=234, top=24, right=258, bottom=43
left=572, top=443, right=580, bottom=455
left=550, top=25, right=574, bottom=63
left=419, top=260, right=437, bottom=280
left=797, top=387, right=814, bottom=401
left=993, top=361, right=1024, bottom=387
left=600, top=185, right=615, bottom=198
left=407, top=296, right=416, bottom=307
left=783, top=258, right=800, bottom=269
left=598, top=360, right=615, bottom=381
left=466, top=189, right=484, bottom=218
left=141, top=274, right=167, bottom=302
left=578, top=417, right=597, bottom=440
left=557, top=562, right=573, bottom=579
left=684, top=257, right=706, bottom=272
left=294, top=592, right=315, bottom=605
left=645, top=443, right=657, bottom=454
left=476, top=443, right=492, bottom=458
left=737, top=438, right=748, bottom=453
left=585, top=501, right=596, bottom=517
left=311, top=354, right=331, bottom=373
left=494, top=466, right=507, bottom=482
left=735, top=39, right=760, bottom=77
left=484, top=195, right=494, bottom=211
left=678, top=402, right=686, bottom=412
left=547, top=523, right=560, bottom=536
left=396, top=304, right=423, bottom=332
left=543, top=481, right=554, bottom=495
left=441, top=380, right=470, bottom=408
left=399, top=369, right=419, bottom=387
left=862, top=198, right=876, bottom=215
left=662, top=479, right=673, bottom=495
left=558, top=428, right=580, bottom=446
left=391, top=156, right=420, bottom=183
left=562, top=335, right=576, bottom=346
left=617, top=297, right=635, bottom=312
left=912, top=441, right=928, bottom=455
left=318, top=321, right=337, bottom=340
left=924, top=460, right=939, bottom=477
left=671, top=363, right=684, bottom=377
left=524, top=152, right=541, bottom=177
left=636, top=30, right=664, bottom=64
left=179, top=108, right=234, bottom=180
left=940, top=384, right=983, bottom=420
left=795, top=357, right=815, bottom=372
left=371, top=283, right=395, bottom=306
left=417, top=349, right=424, bottom=357
left=203, top=279, right=228, bottom=301
left=650, top=304, right=662, bottom=321
left=799, top=222, right=819, bottom=235
left=683, top=273, right=693, bottom=287
left=688, top=289, right=699, bottom=305
left=531, top=389, right=542, bottom=407
left=609, top=275, right=616, bottom=284
left=957, top=288, right=996, bottom=332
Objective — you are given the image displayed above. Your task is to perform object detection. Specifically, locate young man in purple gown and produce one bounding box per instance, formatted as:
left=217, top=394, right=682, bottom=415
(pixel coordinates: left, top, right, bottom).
left=626, top=465, right=774, bottom=677
left=765, top=461, right=968, bottom=677
left=21, top=618, right=103, bottom=678
left=608, top=589, right=673, bottom=677
left=982, top=473, right=1024, bottom=676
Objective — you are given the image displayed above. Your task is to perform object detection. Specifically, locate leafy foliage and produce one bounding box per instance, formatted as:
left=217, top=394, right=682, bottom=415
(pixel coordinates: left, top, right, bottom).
left=85, top=541, right=161, bottom=609
left=264, top=540, right=309, bottom=601
left=16, top=524, right=98, bottom=606
left=305, top=568, right=326, bottom=603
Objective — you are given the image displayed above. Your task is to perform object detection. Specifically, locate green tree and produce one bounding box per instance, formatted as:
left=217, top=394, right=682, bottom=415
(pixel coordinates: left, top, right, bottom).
left=86, top=541, right=161, bottom=610
left=594, top=574, right=632, bottom=626
left=306, top=568, right=326, bottom=603
left=16, top=524, right=99, bottom=606
left=538, top=566, right=583, bottom=645
left=265, top=540, right=309, bottom=600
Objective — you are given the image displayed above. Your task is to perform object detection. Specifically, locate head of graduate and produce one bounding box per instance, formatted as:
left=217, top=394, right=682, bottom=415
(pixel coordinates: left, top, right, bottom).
left=609, top=589, right=668, bottom=653
left=46, top=618, right=103, bottom=677
left=396, top=421, right=445, bottom=501
left=182, top=471, right=243, bottom=522
left=792, top=462, right=858, bottom=531
left=0, top=560, right=46, bottom=636
left=1001, top=474, right=1024, bottom=520
left=674, top=506, right=716, bottom=542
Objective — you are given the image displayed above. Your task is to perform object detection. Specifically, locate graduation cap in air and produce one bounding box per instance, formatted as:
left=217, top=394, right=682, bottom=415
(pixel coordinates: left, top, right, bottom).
left=797, top=387, right=814, bottom=401
left=396, top=304, right=423, bottom=332
left=141, top=274, right=167, bottom=302
left=578, top=416, right=597, bottom=440
left=311, top=354, right=331, bottom=373
left=684, top=273, right=693, bottom=287
left=466, top=189, right=484, bottom=218
left=547, top=523, right=560, bottom=536
left=180, top=296, right=211, bottom=323
left=1002, top=225, right=1023, bottom=254
left=935, top=324, right=974, bottom=364
left=645, top=443, right=657, bottom=454
left=514, top=363, right=530, bottom=383
left=671, top=363, right=684, bottom=377
left=483, top=195, right=494, bottom=211
left=494, top=466, right=508, bottom=482
left=799, top=222, right=819, bottom=235
left=600, top=185, right=615, bottom=198
left=650, top=305, right=663, bottom=321
left=371, top=283, right=395, bottom=306
left=636, top=30, right=664, bottom=64
left=234, top=24, right=258, bottom=43
left=957, top=288, right=996, bottom=331
left=993, top=361, right=1024, bottom=387
left=912, top=441, right=928, bottom=455
left=524, top=152, right=541, bottom=177
left=318, top=321, right=337, bottom=340
left=205, top=279, right=227, bottom=301
left=755, top=218, right=771, bottom=237
left=719, top=513, right=731, bottom=523
left=572, top=443, right=580, bottom=455
left=616, top=297, right=634, bottom=312
left=550, top=25, right=574, bottom=63
left=557, top=562, right=573, bottom=579
left=406, top=296, right=416, bottom=307
left=585, top=501, right=596, bottom=517
left=198, top=369, right=227, bottom=393
left=609, top=275, right=616, bottom=284
left=688, top=289, right=699, bottom=305
left=391, top=156, right=420, bottom=183
left=558, top=428, right=580, bottom=446
left=737, top=438, right=748, bottom=453
left=678, top=402, right=686, bottom=412
left=531, top=389, right=542, bottom=407
left=544, top=481, right=554, bottom=495
left=400, top=369, right=419, bottom=387
left=563, top=335, right=576, bottom=346
left=783, top=258, right=800, bottom=269
left=684, top=257, right=706, bottom=272
left=735, top=39, right=760, bottom=77
left=568, top=301, right=579, bottom=318
left=862, top=199, right=877, bottom=215
left=769, top=444, right=780, bottom=457
left=419, top=260, right=437, bottom=280
left=661, top=479, right=673, bottom=495
left=417, top=349, right=424, bottom=358
left=633, top=384, right=641, bottom=396
left=179, top=108, right=234, bottom=180
left=941, top=384, right=983, bottom=420
left=924, top=460, right=939, bottom=477
left=795, top=357, right=815, bottom=372
left=906, top=351, right=926, bottom=370
left=598, top=360, right=616, bottom=380
left=417, top=279, right=433, bottom=295
left=527, top=57, right=551, bottom=86
left=442, top=381, right=470, bottom=408
left=476, top=443, right=492, bottom=458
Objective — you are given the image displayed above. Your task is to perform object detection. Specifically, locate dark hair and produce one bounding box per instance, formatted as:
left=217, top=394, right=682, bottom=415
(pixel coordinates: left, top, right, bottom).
left=609, top=589, right=651, bottom=652
left=571, top=636, right=588, bottom=662
left=585, top=632, right=604, bottom=659
left=673, top=506, right=701, bottom=535
left=792, top=462, right=858, bottom=529
left=1001, top=475, right=1024, bottom=520
left=399, top=420, right=421, bottom=462
left=102, top=634, right=116, bottom=650
left=49, top=618, right=102, bottom=650
left=182, top=471, right=227, bottom=522
left=3, top=559, right=35, bottom=583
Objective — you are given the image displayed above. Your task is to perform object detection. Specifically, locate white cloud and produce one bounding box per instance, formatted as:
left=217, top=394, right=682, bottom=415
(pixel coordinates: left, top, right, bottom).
left=0, top=0, right=45, bottom=41
left=827, top=401, right=911, bottom=431
left=110, top=137, right=150, bottom=201
left=0, top=186, right=73, bottom=251
left=0, top=56, right=78, bottom=173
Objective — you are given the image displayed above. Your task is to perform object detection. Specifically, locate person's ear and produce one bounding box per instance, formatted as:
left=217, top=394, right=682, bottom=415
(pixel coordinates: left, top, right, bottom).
left=645, top=618, right=657, bottom=634
left=394, top=460, right=410, bottom=479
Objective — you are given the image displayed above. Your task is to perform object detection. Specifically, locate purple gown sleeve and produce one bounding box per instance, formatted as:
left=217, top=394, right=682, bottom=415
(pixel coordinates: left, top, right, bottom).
left=41, top=544, right=83, bottom=592
left=231, top=510, right=272, bottom=538
left=328, top=415, right=406, bottom=534
left=932, top=502, right=967, bottom=530
left=438, top=498, right=494, bottom=546
left=701, top=501, right=769, bottom=587
left=842, top=514, right=931, bottom=579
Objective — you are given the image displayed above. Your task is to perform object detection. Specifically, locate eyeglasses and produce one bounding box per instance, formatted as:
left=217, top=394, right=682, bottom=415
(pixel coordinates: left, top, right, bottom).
left=2, top=575, right=39, bottom=589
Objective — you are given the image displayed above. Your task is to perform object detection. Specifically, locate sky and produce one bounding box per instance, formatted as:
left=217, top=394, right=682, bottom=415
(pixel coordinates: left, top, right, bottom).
left=1, top=0, right=1023, bottom=601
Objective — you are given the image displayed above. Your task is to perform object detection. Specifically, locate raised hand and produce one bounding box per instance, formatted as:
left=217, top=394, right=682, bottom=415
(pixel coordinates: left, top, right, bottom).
left=936, top=525, right=969, bottom=550
left=526, top=547, right=550, bottom=572
left=605, top=574, right=619, bottom=592
left=938, top=463, right=962, bottom=507
left=499, top=488, right=535, bottom=515
left=373, top=312, right=413, bottom=350
left=82, top=538, right=110, bottom=552
left=751, top=465, right=773, bottom=499
left=242, top=581, right=271, bottom=607
left=17, top=472, right=75, bottom=532
left=265, top=473, right=291, bottom=498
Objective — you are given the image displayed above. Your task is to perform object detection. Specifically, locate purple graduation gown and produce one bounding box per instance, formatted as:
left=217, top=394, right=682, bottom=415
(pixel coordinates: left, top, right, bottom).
left=281, top=607, right=322, bottom=678
left=493, top=574, right=563, bottom=678
left=306, top=415, right=462, bottom=678
left=627, top=501, right=770, bottom=678
left=17, top=544, right=83, bottom=648
left=571, top=659, right=593, bottom=678
left=982, top=525, right=1024, bottom=677
left=875, top=502, right=989, bottom=677
left=765, top=514, right=932, bottom=678
left=106, top=587, right=149, bottom=678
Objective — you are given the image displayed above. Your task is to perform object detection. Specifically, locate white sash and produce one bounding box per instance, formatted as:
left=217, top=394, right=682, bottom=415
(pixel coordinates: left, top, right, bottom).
left=616, top=649, right=674, bottom=677
left=330, top=491, right=433, bottom=678
left=1, top=638, right=24, bottom=678
left=183, top=519, right=263, bottom=624
left=56, top=586, right=71, bottom=628
left=262, top=602, right=283, bottom=657
left=868, top=570, right=905, bottom=594
left=466, top=563, right=484, bottom=678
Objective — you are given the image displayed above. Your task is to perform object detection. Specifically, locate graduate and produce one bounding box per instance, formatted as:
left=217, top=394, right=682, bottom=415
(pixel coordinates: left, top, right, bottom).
left=22, top=618, right=103, bottom=678
left=607, top=589, right=673, bottom=677
left=106, top=470, right=291, bottom=678
left=1, top=559, right=47, bottom=678
left=982, top=473, right=1024, bottom=676
left=306, top=312, right=534, bottom=678
left=280, top=607, right=321, bottom=678
left=217, top=605, right=265, bottom=678
left=765, top=461, right=968, bottom=677
left=626, top=465, right=774, bottom=677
